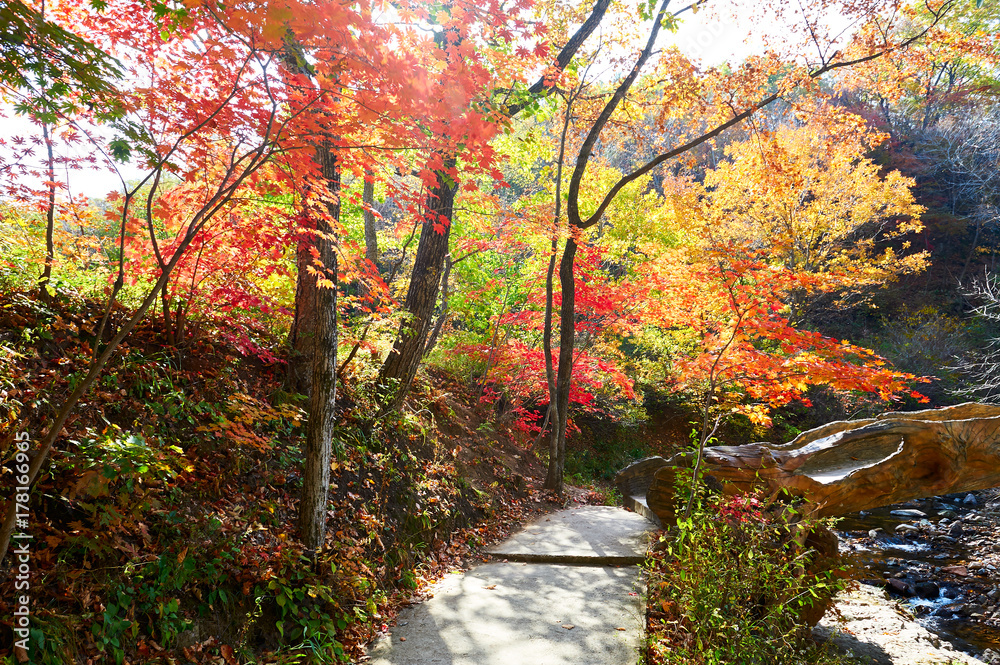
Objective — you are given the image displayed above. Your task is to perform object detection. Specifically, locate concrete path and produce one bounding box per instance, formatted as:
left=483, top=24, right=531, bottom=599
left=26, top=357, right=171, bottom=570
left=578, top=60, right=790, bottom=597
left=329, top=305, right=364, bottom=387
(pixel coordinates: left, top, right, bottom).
left=366, top=506, right=653, bottom=665
left=486, top=505, right=652, bottom=565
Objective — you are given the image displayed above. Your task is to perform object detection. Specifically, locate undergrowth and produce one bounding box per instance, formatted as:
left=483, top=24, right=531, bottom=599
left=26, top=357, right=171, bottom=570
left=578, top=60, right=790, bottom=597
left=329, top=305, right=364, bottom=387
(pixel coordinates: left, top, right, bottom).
left=645, top=487, right=848, bottom=665
left=0, top=287, right=552, bottom=664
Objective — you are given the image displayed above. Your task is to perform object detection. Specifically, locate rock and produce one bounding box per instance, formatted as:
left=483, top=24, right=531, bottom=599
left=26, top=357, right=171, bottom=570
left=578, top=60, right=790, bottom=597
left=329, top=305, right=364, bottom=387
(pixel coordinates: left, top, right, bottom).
left=868, top=528, right=885, bottom=538
left=960, top=603, right=986, bottom=616
left=939, top=509, right=958, bottom=518
left=914, top=581, right=940, bottom=599
left=949, top=521, right=964, bottom=538
left=934, top=607, right=954, bottom=617
left=944, top=587, right=960, bottom=599
left=965, top=493, right=979, bottom=506
left=644, top=404, right=1000, bottom=523
left=895, top=523, right=920, bottom=534
left=987, top=586, right=1000, bottom=602
left=892, top=509, right=928, bottom=519
left=887, top=578, right=914, bottom=597
left=942, top=565, right=970, bottom=577
left=935, top=535, right=958, bottom=544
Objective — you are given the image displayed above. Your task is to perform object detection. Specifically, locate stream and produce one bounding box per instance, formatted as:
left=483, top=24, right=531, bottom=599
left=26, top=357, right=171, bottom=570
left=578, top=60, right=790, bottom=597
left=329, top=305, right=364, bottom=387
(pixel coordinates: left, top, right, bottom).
left=836, top=489, right=1000, bottom=663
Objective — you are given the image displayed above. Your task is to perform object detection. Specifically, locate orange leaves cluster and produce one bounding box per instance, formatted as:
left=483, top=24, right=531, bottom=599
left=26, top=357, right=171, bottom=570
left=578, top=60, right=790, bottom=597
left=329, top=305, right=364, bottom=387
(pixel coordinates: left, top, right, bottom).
left=641, top=243, right=925, bottom=424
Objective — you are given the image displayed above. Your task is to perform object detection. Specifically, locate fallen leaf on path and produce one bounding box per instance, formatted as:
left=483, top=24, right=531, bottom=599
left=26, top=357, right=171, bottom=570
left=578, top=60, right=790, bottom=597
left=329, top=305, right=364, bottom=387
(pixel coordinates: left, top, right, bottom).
left=562, top=624, right=575, bottom=630
left=484, top=584, right=497, bottom=590
left=616, top=627, right=626, bottom=631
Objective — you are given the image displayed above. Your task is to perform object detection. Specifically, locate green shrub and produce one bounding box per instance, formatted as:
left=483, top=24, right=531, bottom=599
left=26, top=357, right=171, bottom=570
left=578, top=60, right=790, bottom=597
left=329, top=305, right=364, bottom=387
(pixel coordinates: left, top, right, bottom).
left=646, top=490, right=847, bottom=665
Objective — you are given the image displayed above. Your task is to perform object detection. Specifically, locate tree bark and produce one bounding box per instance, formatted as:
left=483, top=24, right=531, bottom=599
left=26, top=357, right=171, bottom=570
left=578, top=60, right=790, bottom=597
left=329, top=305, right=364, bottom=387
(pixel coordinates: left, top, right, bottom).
left=377, top=163, right=457, bottom=411
left=363, top=171, right=379, bottom=270
left=287, top=219, right=321, bottom=394
left=544, top=238, right=578, bottom=491
left=358, top=169, right=380, bottom=302
left=39, top=122, right=56, bottom=303
left=422, top=253, right=453, bottom=359
left=298, top=142, right=339, bottom=551
left=628, top=403, right=1000, bottom=524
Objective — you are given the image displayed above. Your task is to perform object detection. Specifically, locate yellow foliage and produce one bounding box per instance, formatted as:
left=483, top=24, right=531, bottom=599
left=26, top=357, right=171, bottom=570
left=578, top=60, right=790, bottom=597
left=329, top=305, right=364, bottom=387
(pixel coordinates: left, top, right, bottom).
left=702, top=117, right=926, bottom=287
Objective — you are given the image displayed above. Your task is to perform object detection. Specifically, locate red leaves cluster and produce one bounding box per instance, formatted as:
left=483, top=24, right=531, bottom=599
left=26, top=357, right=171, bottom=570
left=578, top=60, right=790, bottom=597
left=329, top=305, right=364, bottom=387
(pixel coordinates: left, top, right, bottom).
left=717, top=495, right=763, bottom=524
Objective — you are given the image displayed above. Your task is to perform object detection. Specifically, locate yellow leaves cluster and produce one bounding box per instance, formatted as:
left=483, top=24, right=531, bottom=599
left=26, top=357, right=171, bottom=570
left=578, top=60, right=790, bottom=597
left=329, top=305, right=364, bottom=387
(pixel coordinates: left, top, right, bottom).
left=702, top=116, right=925, bottom=285
left=0, top=200, right=112, bottom=282
left=838, top=0, right=1000, bottom=118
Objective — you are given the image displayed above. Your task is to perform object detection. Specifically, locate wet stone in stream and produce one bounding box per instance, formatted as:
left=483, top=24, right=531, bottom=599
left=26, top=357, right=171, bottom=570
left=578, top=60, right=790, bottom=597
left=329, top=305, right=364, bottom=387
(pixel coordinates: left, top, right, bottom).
left=837, top=490, right=1000, bottom=661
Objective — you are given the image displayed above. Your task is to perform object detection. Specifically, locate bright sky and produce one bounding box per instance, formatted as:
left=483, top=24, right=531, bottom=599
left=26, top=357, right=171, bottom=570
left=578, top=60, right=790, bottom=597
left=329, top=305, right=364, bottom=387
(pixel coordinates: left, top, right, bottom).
left=667, top=6, right=749, bottom=65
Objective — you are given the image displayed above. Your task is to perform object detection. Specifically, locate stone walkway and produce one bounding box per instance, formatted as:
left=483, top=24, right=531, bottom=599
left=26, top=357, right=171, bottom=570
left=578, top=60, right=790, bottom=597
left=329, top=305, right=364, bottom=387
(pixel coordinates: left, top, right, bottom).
left=366, top=506, right=653, bottom=665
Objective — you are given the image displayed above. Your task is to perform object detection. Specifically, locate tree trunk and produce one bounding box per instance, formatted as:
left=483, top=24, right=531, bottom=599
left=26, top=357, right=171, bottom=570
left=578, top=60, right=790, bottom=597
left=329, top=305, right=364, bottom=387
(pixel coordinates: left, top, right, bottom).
left=422, top=254, right=453, bottom=359
left=377, top=162, right=457, bottom=411
left=358, top=170, right=380, bottom=301
left=287, top=219, right=321, bottom=394
left=363, top=171, right=379, bottom=270
left=298, top=143, right=339, bottom=551
left=627, top=403, right=1000, bottom=524
left=544, top=238, right=578, bottom=492
left=38, top=122, right=56, bottom=303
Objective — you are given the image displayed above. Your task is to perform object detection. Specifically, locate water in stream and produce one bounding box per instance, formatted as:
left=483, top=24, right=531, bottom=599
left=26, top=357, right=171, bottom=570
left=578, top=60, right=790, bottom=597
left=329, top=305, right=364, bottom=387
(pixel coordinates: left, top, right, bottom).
left=835, top=493, right=1000, bottom=661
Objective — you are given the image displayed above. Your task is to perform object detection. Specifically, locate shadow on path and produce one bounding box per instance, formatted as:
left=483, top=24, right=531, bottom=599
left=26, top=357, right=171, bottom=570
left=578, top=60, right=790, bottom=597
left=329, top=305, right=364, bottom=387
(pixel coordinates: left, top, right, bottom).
left=367, top=563, right=644, bottom=665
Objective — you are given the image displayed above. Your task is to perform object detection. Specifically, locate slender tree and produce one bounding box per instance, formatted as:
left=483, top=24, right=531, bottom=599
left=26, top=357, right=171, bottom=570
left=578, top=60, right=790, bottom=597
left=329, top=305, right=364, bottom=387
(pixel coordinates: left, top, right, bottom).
left=543, top=0, right=958, bottom=492
left=375, top=0, right=614, bottom=411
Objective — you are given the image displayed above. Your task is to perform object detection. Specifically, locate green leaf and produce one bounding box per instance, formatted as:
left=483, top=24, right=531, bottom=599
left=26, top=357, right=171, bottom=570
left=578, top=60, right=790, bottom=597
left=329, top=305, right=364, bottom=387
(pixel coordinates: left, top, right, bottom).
left=109, top=138, right=132, bottom=162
